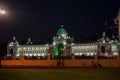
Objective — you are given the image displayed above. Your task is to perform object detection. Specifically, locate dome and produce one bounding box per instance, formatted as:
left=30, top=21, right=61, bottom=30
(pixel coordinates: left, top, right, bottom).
left=57, top=25, right=67, bottom=36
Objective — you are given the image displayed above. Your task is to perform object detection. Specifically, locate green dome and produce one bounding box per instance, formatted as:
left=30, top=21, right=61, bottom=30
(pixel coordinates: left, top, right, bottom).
left=57, top=25, right=67, bottom=35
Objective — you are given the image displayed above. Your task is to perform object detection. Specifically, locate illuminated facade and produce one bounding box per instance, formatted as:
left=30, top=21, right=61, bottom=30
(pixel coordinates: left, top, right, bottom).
left=7, top=37, right=49, bottom=59
left=7, top=25, right=120, bottom=59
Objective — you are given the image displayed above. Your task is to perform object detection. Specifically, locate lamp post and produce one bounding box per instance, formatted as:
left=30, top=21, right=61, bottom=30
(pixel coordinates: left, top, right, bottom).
left=0, top=8, right=6, bottom=68
left=0, top=8, right=6, bottom=15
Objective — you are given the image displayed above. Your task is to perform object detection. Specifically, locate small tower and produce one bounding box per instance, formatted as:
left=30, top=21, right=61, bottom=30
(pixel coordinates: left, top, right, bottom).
left=110, top=34, right=118, bottom=44
left=26, top=38, right=33, bottom=45
left=8, top=36, right=19, bottom=46
left=7, top=36, right=19, bottom=59
left=97, top=32, right=110, bottom=43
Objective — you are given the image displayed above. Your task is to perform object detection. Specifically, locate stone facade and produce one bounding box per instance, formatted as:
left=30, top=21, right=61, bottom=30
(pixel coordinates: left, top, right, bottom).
left=7, top=25, right=120, bottom=59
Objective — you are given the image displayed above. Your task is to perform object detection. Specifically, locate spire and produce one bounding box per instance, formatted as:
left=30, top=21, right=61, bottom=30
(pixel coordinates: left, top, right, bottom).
left=97, top=32, right=110, bottom=43
left=114, top=18, right=118, bottom=25
left=61, top=25, right=63, bottom=27
left=27, top=38, right=33, bottom=45
left=12, top=36, right=18, bottom=43
left=102, top=32, right=106, bottom=37
left=110, top=34, right=119, bottom=44
left=53, top=36, right=55, bottom=40
left=13, top=36, right=16, bottom=41
left=28, top=38, right=31, bottom=42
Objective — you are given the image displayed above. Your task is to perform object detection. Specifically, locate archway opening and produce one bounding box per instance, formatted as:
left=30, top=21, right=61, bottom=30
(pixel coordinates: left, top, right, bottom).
left=54, top=42, right=64, bottom=57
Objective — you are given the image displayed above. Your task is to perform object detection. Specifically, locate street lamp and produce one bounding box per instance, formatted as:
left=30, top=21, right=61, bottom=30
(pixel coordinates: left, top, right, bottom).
left=0, top=8, right=6, bottom=68
left=0, top=8, right=6, bottom=15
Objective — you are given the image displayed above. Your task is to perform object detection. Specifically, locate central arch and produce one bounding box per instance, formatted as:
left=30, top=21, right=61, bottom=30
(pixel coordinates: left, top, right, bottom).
left=54, top=42, right=64, bottom=57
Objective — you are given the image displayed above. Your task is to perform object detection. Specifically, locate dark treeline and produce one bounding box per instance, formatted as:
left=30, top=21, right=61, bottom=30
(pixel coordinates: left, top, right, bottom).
left=0, top=42, right=7, bottom=56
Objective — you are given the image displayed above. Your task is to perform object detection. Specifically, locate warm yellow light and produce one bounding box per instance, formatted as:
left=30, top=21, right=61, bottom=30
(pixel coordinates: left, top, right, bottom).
left=0, top=9, right=6, bottom=15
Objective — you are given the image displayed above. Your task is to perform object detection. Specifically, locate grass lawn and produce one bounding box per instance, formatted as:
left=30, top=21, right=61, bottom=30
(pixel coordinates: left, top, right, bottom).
left=0, top=68, right=120, bottom=80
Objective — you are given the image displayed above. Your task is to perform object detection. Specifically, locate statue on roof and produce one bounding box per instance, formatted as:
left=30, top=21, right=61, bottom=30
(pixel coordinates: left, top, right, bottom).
left=27, top=38, right=33, bottom=45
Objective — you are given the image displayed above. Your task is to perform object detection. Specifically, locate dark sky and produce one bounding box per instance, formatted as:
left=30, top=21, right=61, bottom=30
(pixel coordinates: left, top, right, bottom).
left=0, top=0, right=120, bottom=43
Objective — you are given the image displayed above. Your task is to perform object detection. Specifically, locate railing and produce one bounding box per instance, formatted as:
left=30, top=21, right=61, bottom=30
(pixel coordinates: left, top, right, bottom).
left=24, top=56, right=47, bottom=60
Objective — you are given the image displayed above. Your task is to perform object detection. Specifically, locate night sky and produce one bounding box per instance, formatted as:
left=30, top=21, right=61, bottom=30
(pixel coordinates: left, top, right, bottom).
left=0, top=0, right=120, bottom=43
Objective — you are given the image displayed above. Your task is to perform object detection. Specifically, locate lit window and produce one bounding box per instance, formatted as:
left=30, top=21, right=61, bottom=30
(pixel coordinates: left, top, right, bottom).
left=7, top=54, right=10, bottom=56
left=28, top=47, right=30, bottom=50
left=79, top=53, right=82, bottom=56
left=87, top=53, right=90, bottom=56
left=29, top=54, right=32, bottom=56
left=90, top=52, right=94, bottom=56
left=32, top=47, right=35, bottom=50
left=113, top=52, right=118, bottom=55
left=34, top=54, right=37, bottom=56
left=23, top=47, right=26, bottom=50
left=75, top=53, right=78, bottom=55
left=43, top=47, right=46, bottom=50
left=105, top=53, right=108, bottom=56
left=41, top=54, right=45, bottom=56
left=25, top=54, right=28, bottom=56
left=36, top=47, right=39, bottom=50
left=40, top=47, right=42, bottom=49
left=38, top=54, right=41, bottom=56
left=16, top=54, right=20, bottom=56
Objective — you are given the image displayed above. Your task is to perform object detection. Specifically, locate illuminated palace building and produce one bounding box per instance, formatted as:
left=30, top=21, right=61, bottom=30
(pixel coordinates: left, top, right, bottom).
left=6, top=9, right=120, bottom=59
left=7, top=24, right=120, bottom=59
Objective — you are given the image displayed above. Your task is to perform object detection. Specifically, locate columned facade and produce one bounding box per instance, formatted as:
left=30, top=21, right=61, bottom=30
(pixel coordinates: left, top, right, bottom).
left=7, top=25, right=120, bottom=59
